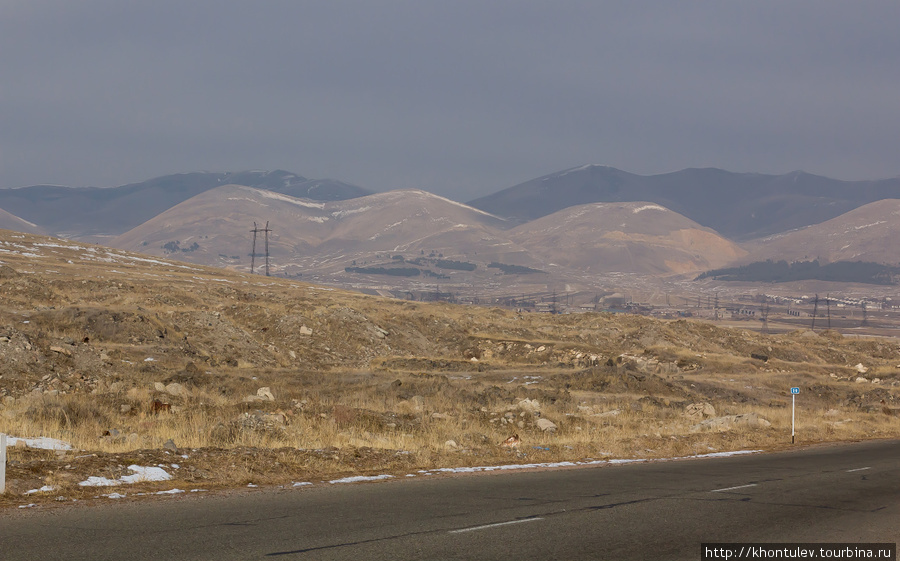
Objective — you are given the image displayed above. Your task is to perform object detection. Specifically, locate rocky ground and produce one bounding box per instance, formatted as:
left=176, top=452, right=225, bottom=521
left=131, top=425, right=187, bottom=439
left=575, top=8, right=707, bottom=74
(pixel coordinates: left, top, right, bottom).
left=1, top=230, right=899, bottom=509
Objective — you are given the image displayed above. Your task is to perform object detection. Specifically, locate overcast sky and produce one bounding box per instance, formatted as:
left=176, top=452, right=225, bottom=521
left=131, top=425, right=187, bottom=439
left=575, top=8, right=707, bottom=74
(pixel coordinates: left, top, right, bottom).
left=2, top=1, right=899, bottom=201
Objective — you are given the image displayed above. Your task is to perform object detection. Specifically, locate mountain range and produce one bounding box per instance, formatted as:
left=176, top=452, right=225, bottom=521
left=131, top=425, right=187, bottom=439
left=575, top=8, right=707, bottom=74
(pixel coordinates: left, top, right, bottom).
left=2, top=165, right=899, bottom=286
left=468, top=165, right=900, bottom=241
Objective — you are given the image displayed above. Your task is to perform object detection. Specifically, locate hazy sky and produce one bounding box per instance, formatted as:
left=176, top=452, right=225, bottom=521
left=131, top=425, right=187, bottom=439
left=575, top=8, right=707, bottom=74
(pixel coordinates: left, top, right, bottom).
left=2, top=1, right=899, bottom=201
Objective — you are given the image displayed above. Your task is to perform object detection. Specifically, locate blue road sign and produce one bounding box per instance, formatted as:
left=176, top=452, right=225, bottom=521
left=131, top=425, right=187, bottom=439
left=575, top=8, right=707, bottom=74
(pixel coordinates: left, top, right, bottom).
left=790, top=387, right=800, bottom=394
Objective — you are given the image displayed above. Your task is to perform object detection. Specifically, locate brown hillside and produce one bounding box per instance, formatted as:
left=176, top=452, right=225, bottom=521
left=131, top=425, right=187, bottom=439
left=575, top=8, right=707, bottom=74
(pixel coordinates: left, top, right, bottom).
left=111, top=186, right=539, bottom=275
left=1, top=230, right=898, bottom=507
left=744, top=199, right=900, bottom=264
left=0, top=207, right=45, bottom=235
left=509, top=202, right=747, bottom=275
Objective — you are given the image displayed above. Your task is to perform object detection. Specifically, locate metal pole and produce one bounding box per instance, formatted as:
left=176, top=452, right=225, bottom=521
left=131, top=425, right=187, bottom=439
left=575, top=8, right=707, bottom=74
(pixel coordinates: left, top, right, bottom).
left=791, top=394, right=795, bottom=444
left=1, top=433, right=6, bottom=494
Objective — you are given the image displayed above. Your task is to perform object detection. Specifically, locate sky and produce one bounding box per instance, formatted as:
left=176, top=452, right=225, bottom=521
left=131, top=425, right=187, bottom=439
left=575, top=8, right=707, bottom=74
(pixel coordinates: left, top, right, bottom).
left=2, top=1, right=899, bottom=201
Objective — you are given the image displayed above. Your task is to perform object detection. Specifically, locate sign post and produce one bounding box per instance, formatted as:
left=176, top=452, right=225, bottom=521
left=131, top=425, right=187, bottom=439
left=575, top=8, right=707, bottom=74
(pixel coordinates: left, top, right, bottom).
left=0, top=433, right=6, bottom=494
left=790, top=387, right=800, bottom=444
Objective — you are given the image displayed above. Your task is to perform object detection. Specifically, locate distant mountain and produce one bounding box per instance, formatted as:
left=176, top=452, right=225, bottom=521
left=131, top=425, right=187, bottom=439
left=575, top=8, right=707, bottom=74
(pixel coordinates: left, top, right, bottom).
left=468, top=165, right=900, bottom=240
left=110, top=186, right=541, bottom=276
left=0, top=207, right=45, bottom=235
left=0, top=170, right=371, bottom=238
left=508, top=202, right=746, bottom=275
left=740, top=199, right=900, bottom=265
left=110, top=186, right=746, bottom=281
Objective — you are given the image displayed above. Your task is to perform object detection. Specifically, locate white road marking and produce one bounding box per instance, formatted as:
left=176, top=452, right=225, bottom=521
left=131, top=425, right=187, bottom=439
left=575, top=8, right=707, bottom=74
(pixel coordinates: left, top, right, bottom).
left=846, top=467, right=871, bottom=473
left=449, top=517, right=544, bottom=534
left=710, top=484, right=758, bottom=493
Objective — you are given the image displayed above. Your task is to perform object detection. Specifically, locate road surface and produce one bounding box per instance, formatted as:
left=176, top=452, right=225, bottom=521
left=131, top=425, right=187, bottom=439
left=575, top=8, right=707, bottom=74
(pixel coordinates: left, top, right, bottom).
left=2, top=440, right=898, bottom=560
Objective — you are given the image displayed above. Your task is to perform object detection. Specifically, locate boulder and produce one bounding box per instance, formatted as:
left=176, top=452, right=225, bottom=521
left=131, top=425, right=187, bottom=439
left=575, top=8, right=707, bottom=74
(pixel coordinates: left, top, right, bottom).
left=684, top=402, right=716, bottom=421
left=517, top=398, right=540, bottom=414
left=257, top=387, right=275, bottom=401
left=536, top=418, right=558, bottom=433
left=165, top=383, right=186, bottom=397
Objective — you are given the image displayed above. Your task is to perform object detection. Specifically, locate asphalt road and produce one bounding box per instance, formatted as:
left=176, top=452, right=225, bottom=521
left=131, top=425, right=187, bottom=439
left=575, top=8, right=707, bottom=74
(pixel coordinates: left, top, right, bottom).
left=2, top=440, right=898, bottom=561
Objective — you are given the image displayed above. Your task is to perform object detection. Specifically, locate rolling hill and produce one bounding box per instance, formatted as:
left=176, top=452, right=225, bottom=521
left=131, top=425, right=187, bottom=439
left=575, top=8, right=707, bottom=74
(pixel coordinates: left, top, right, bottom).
left=0, top=207, right=45, bottom=235
left=110, top=186, right=542, bottom=276
left=508, top=202, right=747, bottom=275
left=0, top=170, right=371, bottom=239
left=469, top=165, right=900, bottom=240
left=740, top=199, right=900, bottom=265
left=110, top=187, right=747, bottom=281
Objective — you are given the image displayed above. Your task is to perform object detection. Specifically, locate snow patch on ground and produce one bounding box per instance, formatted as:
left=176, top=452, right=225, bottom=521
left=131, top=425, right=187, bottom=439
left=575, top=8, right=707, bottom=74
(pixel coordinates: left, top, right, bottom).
left=79, top=465, right=173, bottom=487
left=24, top=485, right=57, bottom=495
left=7, top=436, right=73, bottom=451
left=416, top=450, right=761, bottom=476
left=329, top=475, right=394, bottom=484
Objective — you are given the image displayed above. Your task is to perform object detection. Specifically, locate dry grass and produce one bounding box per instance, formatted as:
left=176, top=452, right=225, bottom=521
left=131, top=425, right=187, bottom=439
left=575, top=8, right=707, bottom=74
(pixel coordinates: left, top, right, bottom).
left=1, top=230, right=899, bottom=507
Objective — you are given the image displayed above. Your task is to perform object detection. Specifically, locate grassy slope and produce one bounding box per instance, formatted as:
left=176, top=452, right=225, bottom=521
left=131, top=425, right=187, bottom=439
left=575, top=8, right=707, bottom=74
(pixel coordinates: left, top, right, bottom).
left=0, top=229, right=898, bottom=507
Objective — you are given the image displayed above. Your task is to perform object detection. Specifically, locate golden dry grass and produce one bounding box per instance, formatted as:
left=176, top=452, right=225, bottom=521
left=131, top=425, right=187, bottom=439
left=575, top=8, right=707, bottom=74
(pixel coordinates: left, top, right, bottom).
left=0, top=229, right=899, bottom=506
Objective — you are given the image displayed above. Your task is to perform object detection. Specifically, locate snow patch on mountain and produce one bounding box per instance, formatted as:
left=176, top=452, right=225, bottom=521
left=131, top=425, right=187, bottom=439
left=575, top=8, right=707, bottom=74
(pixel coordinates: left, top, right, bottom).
left=632, top=204, right=667, bottom=214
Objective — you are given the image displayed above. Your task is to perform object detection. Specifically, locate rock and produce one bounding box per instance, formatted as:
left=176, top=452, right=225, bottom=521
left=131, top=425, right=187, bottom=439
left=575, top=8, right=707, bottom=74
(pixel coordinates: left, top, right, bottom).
left=431, top=412, right=449, bottom=420
left=855, top=377, right=868, bottom=383
left=257, top=387, right=275, bottom=401
left=593, top=409, right=621, bottom=418
left=288, top=350, right=297, bottom=359
left=262, top=412, right=286, bottom=425
left=684, top=402, right=716, bottom=421
left=517, top=398, right=540, bottom=413
left=299, top=326, right=313, bottom=336
left=165, top=383, right=186, bottom=397
left=49, top=346, right=72, bottom=357
left=153, top=382, right=167, bottom=392
left=163, top=439, right=178, bottom=452
left=101, top=429, right=122, bottom=441
left=444, top=440, right=459, bottom=449
left=120, top=404, right=132, bottom=414
left=824, top=409, right=841, bottom=417
left=536, top=418, right=558, bottom=433
left=630, top=401, right=643, bottom=412
left=855, top=363, right=868, bottom=374
left=691, top=413, right=771, bottom=433
left=409, top=395, right=425, bottom=411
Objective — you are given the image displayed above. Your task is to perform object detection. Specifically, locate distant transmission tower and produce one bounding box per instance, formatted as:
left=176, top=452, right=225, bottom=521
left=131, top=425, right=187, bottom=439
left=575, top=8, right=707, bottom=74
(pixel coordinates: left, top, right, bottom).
left=760, top=298, right=770, bottom=334
left=826, top=294, right=831, bottom=329
left=811, top=294, right=819, bottom=331
left=249, top=221, right=272, bottom=276
left=861, top=301, right=869, bottom=327
left=250, top=222, right=258, bottom=274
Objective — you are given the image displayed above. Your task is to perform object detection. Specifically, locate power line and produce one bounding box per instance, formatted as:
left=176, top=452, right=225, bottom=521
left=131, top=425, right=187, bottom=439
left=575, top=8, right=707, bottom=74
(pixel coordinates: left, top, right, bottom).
left=250, top=221, right=272, bottom=276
